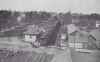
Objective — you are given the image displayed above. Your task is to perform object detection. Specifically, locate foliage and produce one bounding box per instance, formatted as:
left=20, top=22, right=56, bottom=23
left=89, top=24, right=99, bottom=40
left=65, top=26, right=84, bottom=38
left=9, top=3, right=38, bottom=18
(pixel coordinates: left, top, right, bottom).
left=0, top=10, right=51, bottom=32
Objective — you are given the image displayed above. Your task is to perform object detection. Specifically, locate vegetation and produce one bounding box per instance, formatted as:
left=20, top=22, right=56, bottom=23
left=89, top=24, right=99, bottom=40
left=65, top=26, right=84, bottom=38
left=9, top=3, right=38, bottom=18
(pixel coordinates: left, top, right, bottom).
left=0, top=10, right=51, bottom=32
left=79, top=13, right=100, bottom=20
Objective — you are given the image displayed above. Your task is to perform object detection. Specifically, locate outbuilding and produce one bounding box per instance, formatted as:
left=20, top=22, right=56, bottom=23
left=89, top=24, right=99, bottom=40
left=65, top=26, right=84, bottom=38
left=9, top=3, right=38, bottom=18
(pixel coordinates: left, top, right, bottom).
left=23, top=26, right=39, bottom=43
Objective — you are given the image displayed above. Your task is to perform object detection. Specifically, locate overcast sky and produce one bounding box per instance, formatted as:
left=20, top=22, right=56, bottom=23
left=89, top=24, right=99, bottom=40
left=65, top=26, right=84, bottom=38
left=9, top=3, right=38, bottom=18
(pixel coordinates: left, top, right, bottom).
left=0, top=0, right=100, bottom=14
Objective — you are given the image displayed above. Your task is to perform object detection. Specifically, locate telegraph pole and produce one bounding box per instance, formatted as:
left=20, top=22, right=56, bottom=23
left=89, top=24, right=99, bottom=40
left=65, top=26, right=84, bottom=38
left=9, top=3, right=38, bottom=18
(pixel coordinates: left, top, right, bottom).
left=2, top=32, right=6, bottom=52
left=20, top=41, right=21, bottom=52
left=74, top=36, right=75, bottom=49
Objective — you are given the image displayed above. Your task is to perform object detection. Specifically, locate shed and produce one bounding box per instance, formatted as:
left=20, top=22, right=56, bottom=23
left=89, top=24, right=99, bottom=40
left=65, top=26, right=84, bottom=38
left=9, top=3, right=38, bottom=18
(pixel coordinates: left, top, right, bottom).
left=23, top=26, right=39, bottom=42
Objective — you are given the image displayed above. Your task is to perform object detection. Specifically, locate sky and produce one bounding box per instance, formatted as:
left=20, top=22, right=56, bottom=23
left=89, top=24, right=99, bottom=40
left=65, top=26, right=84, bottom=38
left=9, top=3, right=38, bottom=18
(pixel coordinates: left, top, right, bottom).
left=0, top=0, right=100, bottom=14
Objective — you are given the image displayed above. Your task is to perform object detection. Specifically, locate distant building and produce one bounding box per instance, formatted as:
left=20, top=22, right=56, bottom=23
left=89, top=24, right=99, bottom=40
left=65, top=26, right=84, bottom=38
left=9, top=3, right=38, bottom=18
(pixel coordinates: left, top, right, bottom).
left=23, top=26, right=39, bottom=43
left=62, top=12, right=72, bottom=25
left=72, top=19, right=79, bottom=24
left=95, top=21, right=100, bottom=27
left=71, top=13, right=80, bottom=19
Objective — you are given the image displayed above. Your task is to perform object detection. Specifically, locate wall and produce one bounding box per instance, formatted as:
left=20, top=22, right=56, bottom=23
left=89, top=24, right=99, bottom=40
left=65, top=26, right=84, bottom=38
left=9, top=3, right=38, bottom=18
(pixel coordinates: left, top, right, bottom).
left=25, top=35, right=36, bottom=42
left=96, top=24, right=100, bottom=27
left=69, top=43, right=87, bottom=49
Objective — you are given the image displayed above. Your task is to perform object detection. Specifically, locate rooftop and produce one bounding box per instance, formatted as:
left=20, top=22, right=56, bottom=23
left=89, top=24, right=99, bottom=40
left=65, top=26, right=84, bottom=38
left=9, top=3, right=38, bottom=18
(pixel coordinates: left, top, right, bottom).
left=90, top=29, right=100, bottom=40
left=23, top=26, right=39, bottom=35
left=51, top=47, right=90, bottom=62
left=68, top=24, right=77, bottom=35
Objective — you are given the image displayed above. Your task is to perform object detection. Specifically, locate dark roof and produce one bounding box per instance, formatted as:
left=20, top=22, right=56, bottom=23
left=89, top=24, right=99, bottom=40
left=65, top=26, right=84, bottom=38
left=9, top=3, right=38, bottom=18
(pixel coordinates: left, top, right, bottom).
left=40, top=28, right=52, bottom=38
left=23, top=27, right=39, bottom=35
left=51, top=47, right=90, bottom=62
left=6, top=51, right=53, bottom=62
left=90, top=29, right=100, bottom=40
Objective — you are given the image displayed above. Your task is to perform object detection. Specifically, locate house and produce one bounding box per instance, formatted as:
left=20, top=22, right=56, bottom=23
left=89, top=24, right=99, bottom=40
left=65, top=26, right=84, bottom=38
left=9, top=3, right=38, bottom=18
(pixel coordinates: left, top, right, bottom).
left=51, top=47, right=90, bottom=62
left=72, top=19, right=79, bottom=24
left=95, top=21, right=100, bottom=27
left=68, top=24, right=88, bottom=49
left=23, top=26, right=39, bottom=43
left=90, top=29, right=100, bottom=47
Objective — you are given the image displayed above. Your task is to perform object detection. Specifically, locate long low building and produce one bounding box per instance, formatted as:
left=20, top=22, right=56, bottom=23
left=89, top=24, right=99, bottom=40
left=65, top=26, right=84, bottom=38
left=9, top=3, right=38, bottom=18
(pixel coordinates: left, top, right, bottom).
left=39, top=21, right=61, bottom=46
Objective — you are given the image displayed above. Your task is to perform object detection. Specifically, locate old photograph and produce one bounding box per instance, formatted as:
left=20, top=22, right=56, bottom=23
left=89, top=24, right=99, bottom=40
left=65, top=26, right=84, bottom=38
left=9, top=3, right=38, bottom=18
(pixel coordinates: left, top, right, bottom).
left=0, top=0, right=100, bottom=62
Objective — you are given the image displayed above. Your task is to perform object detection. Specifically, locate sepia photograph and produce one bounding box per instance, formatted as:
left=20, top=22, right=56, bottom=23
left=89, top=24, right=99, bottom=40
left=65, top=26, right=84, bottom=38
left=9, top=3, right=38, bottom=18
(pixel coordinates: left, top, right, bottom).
left=0, top=0, right=100, bottom=62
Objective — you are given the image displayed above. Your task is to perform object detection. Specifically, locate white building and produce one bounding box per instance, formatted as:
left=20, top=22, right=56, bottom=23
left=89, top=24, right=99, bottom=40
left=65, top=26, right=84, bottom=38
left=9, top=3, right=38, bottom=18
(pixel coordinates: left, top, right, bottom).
left=96, top=21, right=100, bottom=27
left=23, top=26, right=39, bottom=43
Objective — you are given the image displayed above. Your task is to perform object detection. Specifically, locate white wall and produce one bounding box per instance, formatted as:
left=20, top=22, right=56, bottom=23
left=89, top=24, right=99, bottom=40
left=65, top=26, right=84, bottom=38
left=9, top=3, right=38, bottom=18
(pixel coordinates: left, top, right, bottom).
left=69, top=43, right=83, bottom=49
left=25, top=35, right=30, bottom=41
left=25, top=35, right=36, bottom=42
left=96, top=24, right=100, bottom=27
left=31, top=36, right=36, bottom=43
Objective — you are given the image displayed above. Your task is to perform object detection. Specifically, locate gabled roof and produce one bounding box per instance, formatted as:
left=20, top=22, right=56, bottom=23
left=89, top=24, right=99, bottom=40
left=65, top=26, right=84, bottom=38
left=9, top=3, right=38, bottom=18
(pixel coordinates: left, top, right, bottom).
left=51, top=47, right=89, bottom=62
left=90, top=29, right=100, bottom=40
left=23, top=26, right=39, bottom=35
left=68, top=24, right=89, bottom=36
left=68, top=24, right=77, bottom=35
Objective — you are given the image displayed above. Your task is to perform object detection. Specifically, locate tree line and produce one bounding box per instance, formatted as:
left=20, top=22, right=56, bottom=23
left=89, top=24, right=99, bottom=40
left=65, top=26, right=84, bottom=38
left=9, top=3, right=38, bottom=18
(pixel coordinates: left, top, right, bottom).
left=0, top=10, right=51, bottom=32
left=79, top=13, right=100, bottom=20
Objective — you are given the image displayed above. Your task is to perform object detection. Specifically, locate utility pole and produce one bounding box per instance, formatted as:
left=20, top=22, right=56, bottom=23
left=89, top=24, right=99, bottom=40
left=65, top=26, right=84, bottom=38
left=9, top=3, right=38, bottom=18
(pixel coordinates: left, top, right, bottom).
left=74, top=36, right=75, bottom=49
left=20, top=41, right=21, bottom=52
left=2, top=32, right=6, bottom=52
